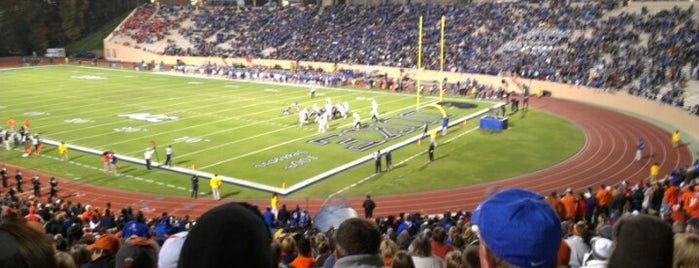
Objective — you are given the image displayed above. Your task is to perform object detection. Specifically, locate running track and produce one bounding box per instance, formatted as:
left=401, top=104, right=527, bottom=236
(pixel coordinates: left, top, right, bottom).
left=4, top=97, right=693, bottom=219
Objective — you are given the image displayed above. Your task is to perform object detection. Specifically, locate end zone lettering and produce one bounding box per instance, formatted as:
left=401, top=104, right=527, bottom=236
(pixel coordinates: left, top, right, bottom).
left=308, top=110, right=449, bottom=151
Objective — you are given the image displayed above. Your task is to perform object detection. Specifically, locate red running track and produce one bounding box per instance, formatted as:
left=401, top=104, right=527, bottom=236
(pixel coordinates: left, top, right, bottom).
left=3, top=97, right=693, bottom=219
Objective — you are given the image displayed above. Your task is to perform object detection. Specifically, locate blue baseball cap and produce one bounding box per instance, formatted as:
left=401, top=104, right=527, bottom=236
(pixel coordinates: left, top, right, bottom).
left=472, top=188, right=561, bottom=268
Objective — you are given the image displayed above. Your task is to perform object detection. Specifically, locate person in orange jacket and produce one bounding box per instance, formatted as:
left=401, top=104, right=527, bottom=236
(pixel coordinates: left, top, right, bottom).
left=596, top=184, right=612, bottom=217
left=546, top=191, right=565, bottom=218
left=561, top=188, right=577, bottom=222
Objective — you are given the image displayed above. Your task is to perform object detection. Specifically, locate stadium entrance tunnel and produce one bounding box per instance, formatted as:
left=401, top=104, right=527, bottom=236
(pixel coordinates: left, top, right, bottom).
left=437, top=101, right=477, bottom=109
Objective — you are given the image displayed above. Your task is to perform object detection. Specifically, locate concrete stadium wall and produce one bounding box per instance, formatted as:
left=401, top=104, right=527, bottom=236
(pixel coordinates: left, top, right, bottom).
left=531, top=80, right=699, bottom=146
left=104, top=42, right=699, bottom=147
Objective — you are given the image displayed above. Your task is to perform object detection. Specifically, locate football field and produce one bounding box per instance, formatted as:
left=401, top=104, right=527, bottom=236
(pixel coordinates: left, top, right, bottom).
left=0, top=65, right=507, bottom=194
left=0, top=65, right=585, bottom=198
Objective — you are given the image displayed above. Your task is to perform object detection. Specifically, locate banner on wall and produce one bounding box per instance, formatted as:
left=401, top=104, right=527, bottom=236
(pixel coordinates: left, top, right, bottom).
left=45, top=48, right=66, bottom=58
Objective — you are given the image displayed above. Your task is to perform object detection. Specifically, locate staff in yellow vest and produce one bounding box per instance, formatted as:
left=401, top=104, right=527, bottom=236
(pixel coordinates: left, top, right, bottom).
left=672, top=130, right=681, bottom=148
left=210, top=174, right=222, bottom=201
left=58, top=141, right=69, bottom=161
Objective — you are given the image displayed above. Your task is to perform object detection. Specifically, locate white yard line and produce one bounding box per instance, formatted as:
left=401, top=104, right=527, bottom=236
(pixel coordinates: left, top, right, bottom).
left=187, top=96, right=422, bottom=169
left=334, top=125, right=481, bottom=194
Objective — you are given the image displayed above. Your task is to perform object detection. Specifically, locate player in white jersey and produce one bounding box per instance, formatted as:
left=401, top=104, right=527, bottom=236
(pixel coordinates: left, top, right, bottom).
left=299, top=108, right=309, bottom=126
left=370, top=99, right=379, bottom=121
left=353, top=112, right=362, bottom=129
left=318, top=113, right=328, bottom=133
left=342, top=102, right=350, bottom=118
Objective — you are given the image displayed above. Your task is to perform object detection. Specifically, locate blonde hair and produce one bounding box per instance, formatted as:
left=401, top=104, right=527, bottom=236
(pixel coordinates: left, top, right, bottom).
left=674, top=234, right=699, bottom=268
left=55, top=251, right=76, bottom=268
left=380, top=239, right=399, bottom=258
left=445, top=250, right=462, bottom=268
left=280, top=235, right=297, bottom=254
left=390, top=250, right=415, bottom=268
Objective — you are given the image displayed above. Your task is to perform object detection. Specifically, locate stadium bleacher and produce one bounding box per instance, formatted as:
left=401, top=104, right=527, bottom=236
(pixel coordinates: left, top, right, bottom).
left=108, top=1, right=698, bottom=113
left=2, top=1, right=699, bottom=267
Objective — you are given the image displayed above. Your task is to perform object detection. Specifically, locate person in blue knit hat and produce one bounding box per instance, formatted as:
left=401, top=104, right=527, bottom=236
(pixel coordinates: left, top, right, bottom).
left=472, top=188, right=562, bottom=268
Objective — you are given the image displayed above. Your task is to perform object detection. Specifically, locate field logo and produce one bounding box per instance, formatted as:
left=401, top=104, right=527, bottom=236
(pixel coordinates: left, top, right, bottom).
left=285, top=155, right=318, bottom=170
left=308, top=110, right=447, bottom=151
left=254, top=150, right=317, bottom=169
left=65, top=118, right=94, bottom=124
left=71, top=75, right=106, bottom=80
left=114, top=126, right=147, bottom=133
left=118, top=113, right=179, bottom=123
left=24, top=111, right=50, bottom=116
left=173, top=136, right=211, bottom=143
left=0, top=105, right=6, bottom=109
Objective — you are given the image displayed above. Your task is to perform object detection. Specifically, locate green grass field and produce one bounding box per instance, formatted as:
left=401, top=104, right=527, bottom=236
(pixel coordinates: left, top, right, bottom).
left=0, top=65, right=584, bottom=199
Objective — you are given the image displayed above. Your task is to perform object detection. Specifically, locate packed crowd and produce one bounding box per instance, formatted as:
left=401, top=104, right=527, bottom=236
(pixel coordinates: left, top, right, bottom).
left=111, top=1, right=698, bottom=113
left=1, top=158, right=698, bottom=267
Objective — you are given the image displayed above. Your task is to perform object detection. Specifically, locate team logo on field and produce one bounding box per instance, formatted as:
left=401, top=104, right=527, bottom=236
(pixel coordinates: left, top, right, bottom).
left=114, top=126, right=147, bottom=133
left=118, top=113, right=179, bottom=123
left=71, top=75, right=106, bottom=80
left=254, top=150, right=317, bottom=169
left=285, top=155, right=318, bottom=170
left=24, top=111, right=50, bottom=116
left=65, top=118, right=95, bottom=124
left=173, top=136, right=211, bottom=143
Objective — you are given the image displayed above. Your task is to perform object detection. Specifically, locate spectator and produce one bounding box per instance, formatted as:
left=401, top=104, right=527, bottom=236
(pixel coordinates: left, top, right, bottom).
left=430, top=226, right=453, bottom=259
left=607, top=214, right=673, bottom=267
left=158, top=231, right=188, bottom=268
left=115, top=236, right=160, bottom=268
left=120, top=211, right=149, bottom=239
left=334, top=217, right=384, bottom=268
left=280, top=235, right=297, bottom=266
left=471, top=188, right=561, bottom=268
left=290, top=237, right=315, bottom=268
left=278, top=204, right=290, bottom=227
left=0, top=219, right=59, bottom=268
left=674, top=234, right=699, bottom=268
left=84, top=234, right=121, bottom=268
left=460, top=245, right=480, bottom=268
left=178, top=202, right=274, bottom=268
left=444, top=250, right=462, bottom=268
left=154, top=214, right=175, bottom=246
left=391, top=250, right=416, bottom=268
left=410, top=232, right=445, bottom=267
left=380, top=239, right=400, bottom=267
left=561, top=188, right=577, bottom=222
left=263, top=206, right=276, bottom=228
left=565, top=221, right=590, bottom=268
left=70, top=244, right=92, bottom=267
left=546, top=191, right=565, bottom=219
left=580, top=237, right=612, bottom=268
left=596, top=185, right=612, bottom=219
left=55, top=251, right=76, bottom=268
left=397, top=229, right=413, bottom=251
left=321, top=229, right=338, bottom=268
left=314, top=241, right=332, bottom=268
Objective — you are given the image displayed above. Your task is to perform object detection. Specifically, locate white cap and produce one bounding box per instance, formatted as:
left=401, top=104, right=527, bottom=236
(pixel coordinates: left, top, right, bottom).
left=591, top=237, right=613, bottom=260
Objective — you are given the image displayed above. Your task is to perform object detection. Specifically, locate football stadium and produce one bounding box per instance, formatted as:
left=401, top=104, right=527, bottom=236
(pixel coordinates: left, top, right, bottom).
left=0, top=0, right=698, bottom=267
